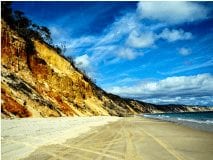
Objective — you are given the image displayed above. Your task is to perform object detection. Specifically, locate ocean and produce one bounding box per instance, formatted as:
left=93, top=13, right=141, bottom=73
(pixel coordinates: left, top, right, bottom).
left=143, top=111, right=213, bottom=132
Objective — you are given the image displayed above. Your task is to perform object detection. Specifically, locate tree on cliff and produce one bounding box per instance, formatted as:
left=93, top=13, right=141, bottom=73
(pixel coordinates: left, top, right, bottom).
left=1, top=2, right=15, bottom=27
left=2, top=2, right=52, bottom=47
left=2, top=2, right=96, bottom=87
left=14, top=10, right=32, bottom=29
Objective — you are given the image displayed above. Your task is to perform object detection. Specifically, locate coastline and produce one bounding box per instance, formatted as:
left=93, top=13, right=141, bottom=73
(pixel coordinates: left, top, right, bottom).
left=4, top=116, right=212, bottom=160
left=142, top=111, right=213, bottom=132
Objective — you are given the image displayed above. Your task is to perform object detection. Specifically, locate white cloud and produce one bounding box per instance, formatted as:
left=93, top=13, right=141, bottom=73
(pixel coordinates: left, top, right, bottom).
left=137, top=2, right=208, bottom=24
left=106, top=73, right=213, bottom=105
left=67, top=36, right=96, bottom=50
left=160, top=59, right=213, bottom=75
left=51, top=1, right=206, bottom=82
left=179, top=47, right=191, bottom=56
left=117, top=48, right=137, bottom=60
left=141, top=96, right=213, bottom=106
left=126, top=28, right=193, bottom=49
left=74, top=54, right=99, bottom=79
left=56, top=3, right=198, bottom=65
left=74, top=54, right=90, bottom=69
left=159, top=28, right=193, bottom=42
left=96, top=13, right=139, bottom=46
left=127, top=31, right=156, bottom=48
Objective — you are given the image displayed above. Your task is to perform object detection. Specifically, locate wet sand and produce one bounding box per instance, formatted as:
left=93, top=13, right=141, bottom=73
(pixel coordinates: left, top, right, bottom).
left=20, top=117, right=213, bottom=160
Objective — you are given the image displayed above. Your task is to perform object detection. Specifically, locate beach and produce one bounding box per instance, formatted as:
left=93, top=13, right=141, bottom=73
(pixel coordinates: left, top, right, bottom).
left=1, top=116, right=120, bottom=160
left=2, top=116, right=213, bottom=160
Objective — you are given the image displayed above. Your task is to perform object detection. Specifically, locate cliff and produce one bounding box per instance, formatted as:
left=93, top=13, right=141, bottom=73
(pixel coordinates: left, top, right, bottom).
left=1, top=20, right=212, bottom=118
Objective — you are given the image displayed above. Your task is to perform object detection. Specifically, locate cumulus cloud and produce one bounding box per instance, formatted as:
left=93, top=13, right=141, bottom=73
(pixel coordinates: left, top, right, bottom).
left=126, top=28, right=193, bottom=49
left=127, top=31, right=156, bottom=48
left=106, top=73, right=213, bottom=105
left=159, top=28, right=193, bottom=42
left=179, top=47, right=191, bottom=56
left=74, top=54, right=90, bottom=69
left=58, top=2, right=200, bottom=65
left=52, top=2, right=209, bottom=84
left=137, top=2, right=208, bottom=24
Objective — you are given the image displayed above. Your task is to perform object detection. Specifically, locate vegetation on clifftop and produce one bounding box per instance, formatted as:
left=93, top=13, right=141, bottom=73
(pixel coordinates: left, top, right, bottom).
left=1, top=2, right=63, bottom=55
left=1, top=2, right=96, bottom=84
left=2, top=2, right=212, bottom=118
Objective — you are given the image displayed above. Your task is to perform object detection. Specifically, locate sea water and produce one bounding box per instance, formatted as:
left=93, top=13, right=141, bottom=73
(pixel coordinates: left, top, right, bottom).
left=143, top=111, right=213, bottom=132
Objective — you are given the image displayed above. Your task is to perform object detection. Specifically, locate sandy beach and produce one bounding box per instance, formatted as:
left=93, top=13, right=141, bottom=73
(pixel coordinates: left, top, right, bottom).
left=1, top=116, right=120, bottom=160
left=2, top=116, right=213, bottom=160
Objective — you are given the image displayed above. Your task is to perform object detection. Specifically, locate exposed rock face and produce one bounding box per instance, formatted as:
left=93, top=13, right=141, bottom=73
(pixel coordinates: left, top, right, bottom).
left=1, top=21, right=212, bottom=118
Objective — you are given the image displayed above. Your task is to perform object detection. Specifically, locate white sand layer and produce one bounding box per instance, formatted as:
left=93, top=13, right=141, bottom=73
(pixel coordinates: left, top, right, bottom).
left=1, top=116, right=121, bottom=160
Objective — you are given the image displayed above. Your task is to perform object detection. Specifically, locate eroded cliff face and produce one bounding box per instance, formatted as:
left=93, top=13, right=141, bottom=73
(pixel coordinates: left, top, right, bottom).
left=1, top=21, right=212, bottom=118
left=1, top=21, right=140, bottom=118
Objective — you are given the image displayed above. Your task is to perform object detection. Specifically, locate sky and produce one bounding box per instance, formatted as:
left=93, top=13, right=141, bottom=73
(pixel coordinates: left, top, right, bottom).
left=12, top=1, right=213, bottom=106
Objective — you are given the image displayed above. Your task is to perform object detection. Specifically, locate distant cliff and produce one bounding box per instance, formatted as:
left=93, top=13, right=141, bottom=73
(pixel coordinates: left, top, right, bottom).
left=1, top=20, right=212, bottom=118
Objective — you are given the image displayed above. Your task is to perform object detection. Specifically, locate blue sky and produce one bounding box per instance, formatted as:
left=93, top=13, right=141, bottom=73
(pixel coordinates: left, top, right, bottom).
left=12, top=2, right=213, bottom=106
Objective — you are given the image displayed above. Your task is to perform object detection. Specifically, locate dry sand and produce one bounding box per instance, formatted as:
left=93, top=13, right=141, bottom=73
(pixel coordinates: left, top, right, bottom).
left=1, top=116, right=120, bottom=160
left=2, top=116, right=213, bottom=160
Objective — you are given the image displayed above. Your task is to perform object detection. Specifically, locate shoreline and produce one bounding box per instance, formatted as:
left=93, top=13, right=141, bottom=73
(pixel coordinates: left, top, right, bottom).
left=142, top=112, right=213, bottom=133
left=143, top=116, right=213, bottom=133
left=2, top=116, right=213, bottom=160
left=22, top=116, right=213, bottom=160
